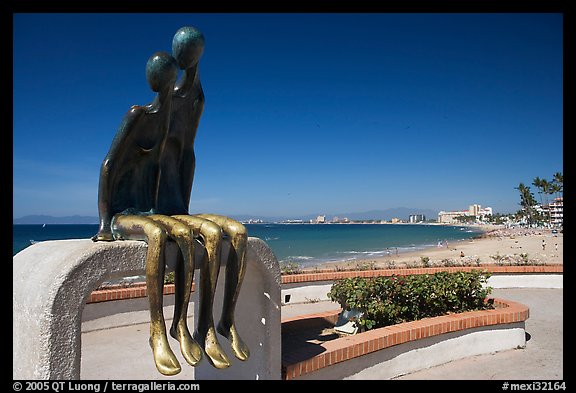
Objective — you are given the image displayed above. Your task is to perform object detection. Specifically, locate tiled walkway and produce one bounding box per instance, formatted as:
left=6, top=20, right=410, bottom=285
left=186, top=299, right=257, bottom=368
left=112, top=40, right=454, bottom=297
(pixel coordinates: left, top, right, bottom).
left=81, top=288, right=562, bottom=380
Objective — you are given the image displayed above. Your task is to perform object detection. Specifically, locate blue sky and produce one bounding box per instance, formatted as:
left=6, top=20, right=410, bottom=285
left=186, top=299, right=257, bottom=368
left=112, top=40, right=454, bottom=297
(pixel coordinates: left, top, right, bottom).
left=13, top=13, right=563, bottom=219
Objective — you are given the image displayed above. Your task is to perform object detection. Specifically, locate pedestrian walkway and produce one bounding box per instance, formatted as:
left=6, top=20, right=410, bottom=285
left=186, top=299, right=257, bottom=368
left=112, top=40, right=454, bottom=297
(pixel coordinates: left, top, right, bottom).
left=80, top=288, right=562, bottom=380
left=281, top=300, right=341, bottom=320
left=394, top=288, right=563, bottom=380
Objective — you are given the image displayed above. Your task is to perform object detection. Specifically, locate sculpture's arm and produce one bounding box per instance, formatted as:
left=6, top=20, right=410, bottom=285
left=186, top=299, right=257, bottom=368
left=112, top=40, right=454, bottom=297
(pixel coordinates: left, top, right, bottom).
left=93, top=107, right=144, bottom=241
left=180, top=82, right=204, bottom=210
left=151, top=101, right=174, bottom=215
left=180, top=147, right=196, bottom=209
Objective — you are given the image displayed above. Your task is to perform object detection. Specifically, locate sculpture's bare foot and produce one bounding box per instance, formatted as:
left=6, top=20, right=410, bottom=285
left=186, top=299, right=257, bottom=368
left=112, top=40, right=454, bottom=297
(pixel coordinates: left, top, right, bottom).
left=149, top=334, right=181, bottom=376
left=218, top=322, right=250, bottom=361
left=91, top=231, right=114, bottom=242
left=195, top=328, right=231, bottom=369
left=170, top=324, right=202, bottom=366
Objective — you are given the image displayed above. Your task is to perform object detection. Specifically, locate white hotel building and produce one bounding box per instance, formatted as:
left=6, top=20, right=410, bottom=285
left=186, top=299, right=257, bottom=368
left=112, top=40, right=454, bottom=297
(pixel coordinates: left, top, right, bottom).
left=437, top=204, right=493, bottom=224
left=548, top=197, right=563, bottom=227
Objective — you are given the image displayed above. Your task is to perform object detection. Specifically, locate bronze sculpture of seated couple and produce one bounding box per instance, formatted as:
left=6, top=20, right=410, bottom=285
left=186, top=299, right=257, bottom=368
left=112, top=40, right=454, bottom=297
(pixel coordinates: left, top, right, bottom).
left=92, top=26, right=248, bottom=376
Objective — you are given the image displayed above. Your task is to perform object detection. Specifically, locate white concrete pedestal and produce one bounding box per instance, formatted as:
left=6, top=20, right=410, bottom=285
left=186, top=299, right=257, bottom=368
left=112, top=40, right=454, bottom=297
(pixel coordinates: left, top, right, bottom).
left=13, top=237, right=281, bottom=380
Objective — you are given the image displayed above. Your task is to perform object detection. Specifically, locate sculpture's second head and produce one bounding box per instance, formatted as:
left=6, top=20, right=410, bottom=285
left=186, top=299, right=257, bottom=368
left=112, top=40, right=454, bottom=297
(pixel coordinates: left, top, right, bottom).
left=146, top=51, right=179, bottom=93
left=172, top=26, right=205, bottom=70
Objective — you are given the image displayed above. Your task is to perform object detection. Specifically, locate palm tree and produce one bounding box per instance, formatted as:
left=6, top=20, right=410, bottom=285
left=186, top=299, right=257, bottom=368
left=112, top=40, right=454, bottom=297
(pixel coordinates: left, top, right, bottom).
left=533, top=175, right=563, bottom=227
left=552, top=172, right=563, bottom=199
left=532, top=177, right=545, bottom=208
left=541, top=178, right=553, bottom=226
left=515, top=182, right=538, bottom=226
left=550, top=172, right=563, bottom=227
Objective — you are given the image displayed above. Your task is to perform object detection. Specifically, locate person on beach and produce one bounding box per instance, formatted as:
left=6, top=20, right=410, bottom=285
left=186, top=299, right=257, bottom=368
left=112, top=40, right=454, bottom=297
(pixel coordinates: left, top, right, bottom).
left=542, top=239, right=547, bottom=251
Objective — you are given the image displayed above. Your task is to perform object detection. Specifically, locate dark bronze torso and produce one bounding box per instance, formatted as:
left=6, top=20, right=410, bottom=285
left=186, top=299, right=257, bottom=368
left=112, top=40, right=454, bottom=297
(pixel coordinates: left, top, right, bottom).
left=107, top=104, right=170, bottom=217
left=157, top=73, right=204, bottom=215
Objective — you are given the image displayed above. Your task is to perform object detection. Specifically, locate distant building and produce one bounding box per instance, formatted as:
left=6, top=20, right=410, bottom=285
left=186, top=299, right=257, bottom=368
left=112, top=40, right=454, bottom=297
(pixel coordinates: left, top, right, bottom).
left=467, top=204, right=491, bottom=217
left=245, top=218, right=263, bottom=224
left=468, top=204, right=480, bottom=216
left=437, top=210, right=465, bottom=224
left=543, top=197, right=563, bottom=227
left=408, top=214, right=426, bottom=223
left=315, top=215, right=326, bottom=224
left=391, top=218, right=401, bottom=224
left=479, top=206, right=492, bottom=218
left=438, top=204, right=492, bottom=224
left=283, top=219, right=304, bottom=224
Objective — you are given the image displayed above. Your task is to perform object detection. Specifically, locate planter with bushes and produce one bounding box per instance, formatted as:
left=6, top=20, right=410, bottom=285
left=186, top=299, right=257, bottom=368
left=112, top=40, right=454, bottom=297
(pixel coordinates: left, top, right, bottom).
left=327, top=270, right=494, bottom=331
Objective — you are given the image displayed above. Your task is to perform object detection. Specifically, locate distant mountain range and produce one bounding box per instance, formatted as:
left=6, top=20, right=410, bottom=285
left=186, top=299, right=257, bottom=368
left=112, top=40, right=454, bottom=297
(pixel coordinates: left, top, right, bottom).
left=12, top=207, right=438, bottom=225
left=13, top=215, right=99, bottom=225
left=233, top=207, right=439, bottom=222
left=321, top=207, right=439, bottom=222
left=14, top=207, right=439, bottom=225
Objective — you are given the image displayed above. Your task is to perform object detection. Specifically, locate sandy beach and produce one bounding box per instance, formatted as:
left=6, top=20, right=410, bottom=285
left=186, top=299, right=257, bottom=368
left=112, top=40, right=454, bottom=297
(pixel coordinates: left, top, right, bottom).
left=311, top=225, right=563, bottom=271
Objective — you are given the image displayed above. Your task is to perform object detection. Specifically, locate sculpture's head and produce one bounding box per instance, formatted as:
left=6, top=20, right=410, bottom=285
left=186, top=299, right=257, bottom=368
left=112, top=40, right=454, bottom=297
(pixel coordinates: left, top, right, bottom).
left=146, top=51, right=179, bottom=93
left=172, top=26, right=205, bottom=70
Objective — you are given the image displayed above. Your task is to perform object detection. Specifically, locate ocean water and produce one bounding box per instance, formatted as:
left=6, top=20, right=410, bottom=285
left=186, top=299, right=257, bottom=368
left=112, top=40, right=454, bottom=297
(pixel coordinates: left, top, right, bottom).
left=13, top=223, right=483, bottom=266
left=13, top=224, right=99, bottom=256
left=247, top=223, right=482, bottom=266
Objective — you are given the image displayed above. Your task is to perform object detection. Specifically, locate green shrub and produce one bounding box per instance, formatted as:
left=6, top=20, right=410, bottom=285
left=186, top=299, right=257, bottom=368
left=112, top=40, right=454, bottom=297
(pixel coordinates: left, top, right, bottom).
left=164, top=271, right=175, bottom=284
left=279, top=261, right=303, bottom=275
left=355, top=260, right=376, bottom=270
left=420, top=256, right=430, bottom=267
left=327, top=270, right=494, bottom=331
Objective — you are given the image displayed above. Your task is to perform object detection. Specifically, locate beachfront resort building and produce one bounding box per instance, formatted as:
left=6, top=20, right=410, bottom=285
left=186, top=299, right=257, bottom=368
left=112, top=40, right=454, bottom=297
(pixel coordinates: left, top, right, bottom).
left=331, top=216, right=351, bottom=223
left=548, top=197, right=563, bottom=227
left=437, top=204, right=493, bottom=224
left=408, top=214, right=426, bottom=223
left=535, top=197, right=563, bottom=227
left=521, top=197, right=563, bottom=228
left=315, top=215, right=326, bottom=224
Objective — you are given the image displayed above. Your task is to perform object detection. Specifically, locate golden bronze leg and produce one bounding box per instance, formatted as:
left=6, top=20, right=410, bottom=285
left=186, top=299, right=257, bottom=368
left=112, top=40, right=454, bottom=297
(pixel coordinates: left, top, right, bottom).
left=112, top=215, right=181, bottom=376
left=148, top=215, right=202, bottom=367
left=172, top=215, right=231, bottom=369
left=196, top=214, right=250, bottom=361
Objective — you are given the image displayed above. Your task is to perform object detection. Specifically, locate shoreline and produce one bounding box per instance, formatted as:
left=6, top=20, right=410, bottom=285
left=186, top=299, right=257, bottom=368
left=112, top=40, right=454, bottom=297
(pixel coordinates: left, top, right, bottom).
left=272, top=223, right=486, bottom=266
left=301, top=225, right=563, bottom=271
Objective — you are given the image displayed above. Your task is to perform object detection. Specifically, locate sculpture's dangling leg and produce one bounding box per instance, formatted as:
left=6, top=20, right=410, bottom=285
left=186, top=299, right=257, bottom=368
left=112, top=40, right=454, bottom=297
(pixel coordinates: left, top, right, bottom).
left=148, top=215, right=202, bottom=367
left=196, top=214, right=250, bottom=361
left=112, top=215, right=181, bottom=376
left=172, top=215, right=231, bottom=369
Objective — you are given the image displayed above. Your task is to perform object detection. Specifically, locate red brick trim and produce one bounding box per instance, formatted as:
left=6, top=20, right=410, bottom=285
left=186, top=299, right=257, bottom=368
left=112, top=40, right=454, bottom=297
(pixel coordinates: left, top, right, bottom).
left=282, top=298, right=529, bottom=380
left=87, top=283, right=195, bottom=304
left=86, top=265, right=561, bottom=304
left=281, top=265, right=563, bottom=284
